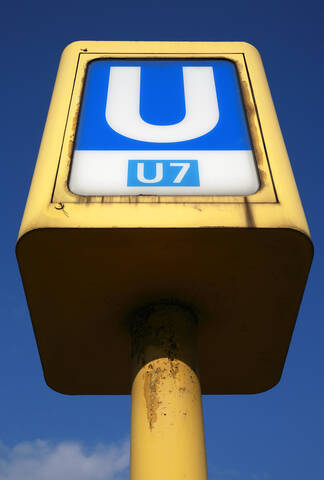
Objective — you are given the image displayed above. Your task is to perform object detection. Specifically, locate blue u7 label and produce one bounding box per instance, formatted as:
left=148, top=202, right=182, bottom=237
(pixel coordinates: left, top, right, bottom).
left=127, top=160, right=200, bottom=187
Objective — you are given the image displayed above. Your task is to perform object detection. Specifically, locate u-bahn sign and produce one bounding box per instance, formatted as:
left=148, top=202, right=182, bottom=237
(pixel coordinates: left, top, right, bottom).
left=16, top=42, right=313, bottom=395
left=70, top=59, right=259, bottom=196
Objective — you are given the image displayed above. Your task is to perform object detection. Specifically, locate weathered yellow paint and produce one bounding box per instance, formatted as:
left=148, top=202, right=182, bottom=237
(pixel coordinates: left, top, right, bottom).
left=17, top=41, right=310, bottom=239
left=131, top=358, right=207, bottom=480
left=130, top=304, right=207, bottom=480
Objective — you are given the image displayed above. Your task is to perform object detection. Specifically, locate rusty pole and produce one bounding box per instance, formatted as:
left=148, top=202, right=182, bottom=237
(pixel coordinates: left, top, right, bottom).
left=130, top=304, right=208, bottom=480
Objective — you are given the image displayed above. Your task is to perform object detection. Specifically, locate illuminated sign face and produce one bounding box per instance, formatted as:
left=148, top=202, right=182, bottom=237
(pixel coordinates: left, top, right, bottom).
left=69, top=60, right=260, bottom=196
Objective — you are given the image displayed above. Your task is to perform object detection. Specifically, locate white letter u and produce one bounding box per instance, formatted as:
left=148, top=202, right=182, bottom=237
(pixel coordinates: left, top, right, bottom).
left=137, top=162, right=163, bottom=183
left=106, top=66, right=219, bottom=143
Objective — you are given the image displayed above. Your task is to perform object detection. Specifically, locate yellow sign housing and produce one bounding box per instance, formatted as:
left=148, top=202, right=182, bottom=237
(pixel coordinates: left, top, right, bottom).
left=16, top=41, right=313, bottom=394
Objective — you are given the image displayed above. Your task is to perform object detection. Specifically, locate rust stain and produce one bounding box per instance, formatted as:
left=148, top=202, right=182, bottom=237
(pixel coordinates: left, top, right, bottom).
left=243, top=196, right=255, bottom=228
left=62, top=60, right=88, bottom=199
left=239, top=77, right=267, bottom=190
left=143, top=358, right=182, bottom=429
left=238, top=72, right=270, bottom=227
left=66, top=101, right=80, bottom=166
left=64, top=104, right=80, bottom=196
left=143, top=363, right=163, bottom=430
left=170, top=360, right=179, bottom=378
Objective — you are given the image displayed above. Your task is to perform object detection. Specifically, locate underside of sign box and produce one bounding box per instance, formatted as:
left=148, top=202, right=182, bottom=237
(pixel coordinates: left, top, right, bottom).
left=16, top=41, right=313, bottom=394
left=17, top=226, right=312, bottom=394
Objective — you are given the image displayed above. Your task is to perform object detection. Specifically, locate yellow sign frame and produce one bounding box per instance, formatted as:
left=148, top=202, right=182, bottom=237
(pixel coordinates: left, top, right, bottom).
left=18, top=41, right=309, bottom=237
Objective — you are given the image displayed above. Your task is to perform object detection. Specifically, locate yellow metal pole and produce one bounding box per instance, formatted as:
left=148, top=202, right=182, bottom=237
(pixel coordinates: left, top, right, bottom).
left=130, top=304, right=208, bottom=480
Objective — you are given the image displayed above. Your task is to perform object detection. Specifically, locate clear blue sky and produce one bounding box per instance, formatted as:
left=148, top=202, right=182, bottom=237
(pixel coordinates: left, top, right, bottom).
left=1, top=1, right=323, bottom=479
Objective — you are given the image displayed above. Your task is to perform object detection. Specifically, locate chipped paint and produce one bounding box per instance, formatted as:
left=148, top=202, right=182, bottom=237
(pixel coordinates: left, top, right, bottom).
left=131, top=341, right=208, bottom=480
left=144, top=363, right=162, bottom=429
left=141, top=357, right=199, bottom=429
left=131, top=304, right=199, bottom=430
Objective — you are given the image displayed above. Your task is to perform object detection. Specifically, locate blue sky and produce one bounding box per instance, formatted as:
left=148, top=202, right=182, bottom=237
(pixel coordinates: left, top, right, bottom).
left=1, top=0, right=324, bottom=478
